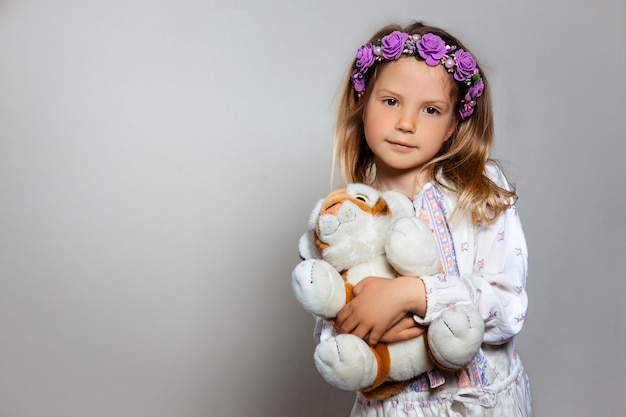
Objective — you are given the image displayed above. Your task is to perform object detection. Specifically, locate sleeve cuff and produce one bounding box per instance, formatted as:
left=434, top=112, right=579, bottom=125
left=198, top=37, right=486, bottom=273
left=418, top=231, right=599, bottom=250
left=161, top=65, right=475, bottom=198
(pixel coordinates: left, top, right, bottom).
left=413, top=273, right=474, bottom=325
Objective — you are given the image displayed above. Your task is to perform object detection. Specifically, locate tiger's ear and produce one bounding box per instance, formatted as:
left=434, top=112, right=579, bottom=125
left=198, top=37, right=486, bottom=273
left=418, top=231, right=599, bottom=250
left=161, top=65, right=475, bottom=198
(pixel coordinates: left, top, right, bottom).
left=381, top=190, right=415, bottom=218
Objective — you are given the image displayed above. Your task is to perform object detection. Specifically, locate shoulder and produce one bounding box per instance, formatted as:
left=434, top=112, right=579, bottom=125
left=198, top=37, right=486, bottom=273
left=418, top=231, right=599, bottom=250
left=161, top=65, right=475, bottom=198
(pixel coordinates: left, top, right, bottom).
left=485, top=161, right=513, bottom=192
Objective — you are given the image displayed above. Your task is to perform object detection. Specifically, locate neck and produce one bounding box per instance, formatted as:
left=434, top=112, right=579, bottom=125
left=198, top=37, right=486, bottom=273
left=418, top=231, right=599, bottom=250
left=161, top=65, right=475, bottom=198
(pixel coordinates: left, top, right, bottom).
left=373, top=167, right=431, bottom=197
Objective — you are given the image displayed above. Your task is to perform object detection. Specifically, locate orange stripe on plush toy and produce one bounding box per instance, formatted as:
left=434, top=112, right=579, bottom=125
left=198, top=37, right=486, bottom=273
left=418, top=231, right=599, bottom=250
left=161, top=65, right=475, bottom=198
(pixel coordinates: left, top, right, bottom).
left=359, top=340, right=413, bottom=400
left=313, top=189, right=349, bottom=253
left=344, top=281, right=354, bottom=303
left=359, top=342, right=413, bottom=400
left=320, top=189, right=349, bottom=214
left=370, top=197, right=390, bottom=216
left=361, top=380, right=410, bottom=401
left=313, top=235, right=330, bottom=253
left=368, top=343, right=391, bottom=390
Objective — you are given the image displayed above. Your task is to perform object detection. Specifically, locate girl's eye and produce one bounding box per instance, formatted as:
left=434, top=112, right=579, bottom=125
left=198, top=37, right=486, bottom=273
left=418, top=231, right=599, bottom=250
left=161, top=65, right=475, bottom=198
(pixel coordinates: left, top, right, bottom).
left=424, top=106, right=439, bottom=115
left=383, top=98, right=398, bottom=107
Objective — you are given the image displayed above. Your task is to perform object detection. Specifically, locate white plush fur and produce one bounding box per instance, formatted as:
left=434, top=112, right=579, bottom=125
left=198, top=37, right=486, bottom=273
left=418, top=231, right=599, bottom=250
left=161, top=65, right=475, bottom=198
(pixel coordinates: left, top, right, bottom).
left=386, top=216, right=441, bottom=276
left=292, top=184, right=485, bottom=392
left=315, top=334, right=379, bottom=391
left=427, top=304, right=485, bottom=369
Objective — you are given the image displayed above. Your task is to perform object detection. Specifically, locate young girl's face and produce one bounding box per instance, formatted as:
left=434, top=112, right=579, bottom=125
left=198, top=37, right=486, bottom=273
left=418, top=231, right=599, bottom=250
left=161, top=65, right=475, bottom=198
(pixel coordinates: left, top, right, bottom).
left=363, top=57, right=457, bottom=183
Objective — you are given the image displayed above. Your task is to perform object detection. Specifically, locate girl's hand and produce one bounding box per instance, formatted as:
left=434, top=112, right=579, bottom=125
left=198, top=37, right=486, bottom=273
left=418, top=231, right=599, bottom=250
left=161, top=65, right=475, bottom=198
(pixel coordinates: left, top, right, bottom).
left=379, top=314, right=426, bottom=343
left=334, top=276, right=426, bottom=346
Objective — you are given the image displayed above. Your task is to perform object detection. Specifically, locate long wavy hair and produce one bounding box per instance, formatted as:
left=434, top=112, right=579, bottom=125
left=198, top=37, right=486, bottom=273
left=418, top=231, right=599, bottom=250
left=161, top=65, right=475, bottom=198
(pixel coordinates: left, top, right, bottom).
left=333, top=21, right=517, bottom=224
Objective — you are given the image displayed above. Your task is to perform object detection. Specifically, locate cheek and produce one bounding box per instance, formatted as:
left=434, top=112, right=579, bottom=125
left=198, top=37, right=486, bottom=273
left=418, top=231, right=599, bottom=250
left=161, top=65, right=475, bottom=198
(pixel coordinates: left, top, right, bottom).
left=363, top=108, right=386, bottom=140
left=363, top=118, right=381, bottom=147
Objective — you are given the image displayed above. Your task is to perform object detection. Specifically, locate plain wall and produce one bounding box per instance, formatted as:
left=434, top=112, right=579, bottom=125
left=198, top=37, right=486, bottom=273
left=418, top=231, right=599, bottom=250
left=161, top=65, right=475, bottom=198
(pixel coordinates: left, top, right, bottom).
left=0, top=0, right=624, bottom=416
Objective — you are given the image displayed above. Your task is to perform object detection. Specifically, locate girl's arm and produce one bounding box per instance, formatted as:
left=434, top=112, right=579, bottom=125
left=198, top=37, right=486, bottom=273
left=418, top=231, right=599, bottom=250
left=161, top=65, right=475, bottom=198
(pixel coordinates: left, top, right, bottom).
left=334, top=275, right=428, bottom=345
left=336, top=165, right=529, bottom=346
left=415, top=164, right=528, bottom=344
left=318, top=303, right=426, bottom=346
left=415, top=202, right=528, bottom=344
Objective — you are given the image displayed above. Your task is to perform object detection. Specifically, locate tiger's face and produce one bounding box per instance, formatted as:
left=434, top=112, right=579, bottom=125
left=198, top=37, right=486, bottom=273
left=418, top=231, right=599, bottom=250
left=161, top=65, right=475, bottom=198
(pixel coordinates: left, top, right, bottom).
left=311, top=184, right=396, bottom=272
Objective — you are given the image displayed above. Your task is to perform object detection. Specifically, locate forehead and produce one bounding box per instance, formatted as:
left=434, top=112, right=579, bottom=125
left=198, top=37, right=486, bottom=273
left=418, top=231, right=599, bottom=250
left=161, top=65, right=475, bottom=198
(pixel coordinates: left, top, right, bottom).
left=373, top=57, right=456, bottom=99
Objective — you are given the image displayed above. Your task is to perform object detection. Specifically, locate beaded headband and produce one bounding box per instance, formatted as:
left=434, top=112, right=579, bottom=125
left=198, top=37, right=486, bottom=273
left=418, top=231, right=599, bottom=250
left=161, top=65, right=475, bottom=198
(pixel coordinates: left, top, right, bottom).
left=351, top=31, right=484, bottom=119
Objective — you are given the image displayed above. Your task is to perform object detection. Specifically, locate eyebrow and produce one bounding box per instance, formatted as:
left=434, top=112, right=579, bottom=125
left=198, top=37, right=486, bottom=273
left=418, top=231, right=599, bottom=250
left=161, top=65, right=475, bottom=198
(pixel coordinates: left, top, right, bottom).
left=374, top=88, right=402, bottom=97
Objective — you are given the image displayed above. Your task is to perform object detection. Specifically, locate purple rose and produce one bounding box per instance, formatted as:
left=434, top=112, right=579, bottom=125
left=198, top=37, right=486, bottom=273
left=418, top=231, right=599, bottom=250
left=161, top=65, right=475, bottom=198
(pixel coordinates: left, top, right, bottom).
left=416, top=33, right=447, bottom=66
left=380, top=31, right=409, bottom=60
left=355, top=43, right=375, bottom=72
left=454, top=49, right=477, bottom=82
left=351, top=70, right=366, bottom=93
left=468, top=78, right=484, bottom=99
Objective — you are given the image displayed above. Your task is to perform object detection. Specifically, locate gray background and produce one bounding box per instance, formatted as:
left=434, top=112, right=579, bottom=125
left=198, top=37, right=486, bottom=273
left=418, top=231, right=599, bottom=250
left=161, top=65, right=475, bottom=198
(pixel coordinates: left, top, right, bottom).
left=0, top=0, right=624, bottom=416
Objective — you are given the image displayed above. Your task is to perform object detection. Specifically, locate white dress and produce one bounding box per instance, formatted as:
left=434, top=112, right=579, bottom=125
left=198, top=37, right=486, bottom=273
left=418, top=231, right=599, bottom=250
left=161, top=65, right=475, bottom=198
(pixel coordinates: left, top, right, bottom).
left=342, top=164, right=532, bottom=416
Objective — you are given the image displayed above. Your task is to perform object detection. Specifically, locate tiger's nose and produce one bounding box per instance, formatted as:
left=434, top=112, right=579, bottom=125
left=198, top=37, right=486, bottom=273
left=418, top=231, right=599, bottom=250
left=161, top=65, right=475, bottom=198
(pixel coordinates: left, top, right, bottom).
left=324, top=203, right=341, bottom=216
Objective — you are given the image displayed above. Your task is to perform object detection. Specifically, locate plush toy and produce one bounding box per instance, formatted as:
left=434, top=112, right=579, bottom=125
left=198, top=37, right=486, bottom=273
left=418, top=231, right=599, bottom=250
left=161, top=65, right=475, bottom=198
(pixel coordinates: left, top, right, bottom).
left=292, top=183, right=484, bottom=400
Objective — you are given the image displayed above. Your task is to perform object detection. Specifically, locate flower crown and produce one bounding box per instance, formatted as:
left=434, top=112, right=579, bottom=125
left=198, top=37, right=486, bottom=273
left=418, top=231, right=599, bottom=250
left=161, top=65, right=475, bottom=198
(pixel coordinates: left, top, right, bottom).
left=351, top=31, right=484, bottom=119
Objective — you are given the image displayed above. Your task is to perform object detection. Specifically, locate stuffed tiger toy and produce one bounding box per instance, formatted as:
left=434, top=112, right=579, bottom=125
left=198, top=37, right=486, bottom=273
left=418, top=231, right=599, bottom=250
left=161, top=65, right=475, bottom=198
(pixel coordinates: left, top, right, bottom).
left=292, top=183, right=484, bottom=400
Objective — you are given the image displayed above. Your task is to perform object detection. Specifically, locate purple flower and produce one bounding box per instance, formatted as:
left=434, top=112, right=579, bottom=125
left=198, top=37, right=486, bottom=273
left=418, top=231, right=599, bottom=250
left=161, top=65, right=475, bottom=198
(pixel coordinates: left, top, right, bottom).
left=380, top=31, right=409, bottom=60
left=459, top=104, right=475, bottom=119
left=355, top=43, right=375, bottom=72
left=468, top=78, right=484, bottom=99
left=463, top=91, right=472, bottom=102
left=459, top=91, right=478, bottom=118
left=454, top=49, right=477, bottom=82
left=350, top=31, right=484, bottom=117
left=351, top=70, right=366, bottom=93
left=416, top=33, right=447, bottom=66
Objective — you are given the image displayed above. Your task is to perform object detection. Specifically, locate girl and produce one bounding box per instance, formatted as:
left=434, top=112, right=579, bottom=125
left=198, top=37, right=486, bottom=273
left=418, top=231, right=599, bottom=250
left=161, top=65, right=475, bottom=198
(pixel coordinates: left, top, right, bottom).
left=321, top=21, right=531, bottom=416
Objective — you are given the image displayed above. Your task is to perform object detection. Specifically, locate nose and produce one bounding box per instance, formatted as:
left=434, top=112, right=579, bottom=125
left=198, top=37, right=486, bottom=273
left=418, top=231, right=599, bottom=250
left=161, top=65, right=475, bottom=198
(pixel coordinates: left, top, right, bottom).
left=395, top=109, right=416, bottom=134
left=324, top=203, right=341, bottom=216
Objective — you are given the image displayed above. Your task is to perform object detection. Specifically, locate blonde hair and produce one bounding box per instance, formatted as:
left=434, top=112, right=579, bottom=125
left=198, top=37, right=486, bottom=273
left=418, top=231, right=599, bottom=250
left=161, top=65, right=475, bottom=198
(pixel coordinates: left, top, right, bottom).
left=333, top=21, right=517, bottom=225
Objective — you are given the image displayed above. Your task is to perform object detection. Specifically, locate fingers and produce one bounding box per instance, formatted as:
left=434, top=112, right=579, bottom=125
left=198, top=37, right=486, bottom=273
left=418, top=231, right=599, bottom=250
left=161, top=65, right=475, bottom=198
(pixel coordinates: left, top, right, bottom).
left=395, top=326, right=425, bottom=340
left=334, top=304, right=379, bottom=345
left=333, top=304, right=348, bottom=333
left=378, top=316, right=426, bottom=343
left=334, top=317, right=384, bottom=346
left=334, top=303, right=358, bottom=334
left=334, top=277, right=407, bottom=346
left=351, top=276, right=371, bottom=297
left=366, top=327, right=384, bottom=346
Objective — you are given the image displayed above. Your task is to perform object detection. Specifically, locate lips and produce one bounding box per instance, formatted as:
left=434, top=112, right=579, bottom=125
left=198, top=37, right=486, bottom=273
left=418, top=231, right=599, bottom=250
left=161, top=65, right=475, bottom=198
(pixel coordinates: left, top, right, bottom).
left=387, top=139, right=414, bottom=151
